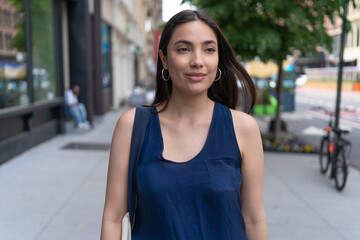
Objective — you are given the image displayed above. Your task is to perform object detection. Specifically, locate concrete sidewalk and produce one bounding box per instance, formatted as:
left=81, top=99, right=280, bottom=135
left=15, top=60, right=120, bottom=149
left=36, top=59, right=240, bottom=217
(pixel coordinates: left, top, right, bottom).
left=1, top=109, right=360, bottom=240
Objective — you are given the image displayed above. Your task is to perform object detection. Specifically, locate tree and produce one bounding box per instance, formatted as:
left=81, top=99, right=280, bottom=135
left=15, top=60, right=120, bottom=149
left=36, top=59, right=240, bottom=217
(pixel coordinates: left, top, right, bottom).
left=184, top=0, right=353, bottom=138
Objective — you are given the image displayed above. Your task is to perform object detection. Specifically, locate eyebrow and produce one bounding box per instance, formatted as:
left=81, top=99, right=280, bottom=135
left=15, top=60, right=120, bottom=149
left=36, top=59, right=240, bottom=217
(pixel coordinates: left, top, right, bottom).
left=174, top=40, right=217, bottom=46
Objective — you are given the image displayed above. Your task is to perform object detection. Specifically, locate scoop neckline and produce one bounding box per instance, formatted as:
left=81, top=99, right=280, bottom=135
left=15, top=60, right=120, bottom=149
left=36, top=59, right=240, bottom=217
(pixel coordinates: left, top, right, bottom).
left=154, top=102, right=217, bottom=164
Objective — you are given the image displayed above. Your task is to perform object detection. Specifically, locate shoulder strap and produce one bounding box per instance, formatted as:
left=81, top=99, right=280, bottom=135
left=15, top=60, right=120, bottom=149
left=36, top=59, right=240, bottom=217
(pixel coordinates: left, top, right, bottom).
left=128, top=106, right=151, bottom=228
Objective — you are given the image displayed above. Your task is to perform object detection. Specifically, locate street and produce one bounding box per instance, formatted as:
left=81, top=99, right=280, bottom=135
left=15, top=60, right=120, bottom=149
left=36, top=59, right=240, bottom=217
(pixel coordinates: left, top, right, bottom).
left=273, top=87, right=360, bottom=169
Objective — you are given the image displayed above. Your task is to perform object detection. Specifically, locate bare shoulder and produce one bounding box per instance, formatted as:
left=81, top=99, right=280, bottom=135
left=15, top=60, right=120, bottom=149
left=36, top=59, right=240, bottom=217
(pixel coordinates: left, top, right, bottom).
left=115, top=108, right=136, bottom=131
left=230, top=109, right=263, bottom=160
left=111, top=108, right=137, bottom=148
left=229, top=109, right=260, bottom=136
left=109, top=108, right=137, bottom=165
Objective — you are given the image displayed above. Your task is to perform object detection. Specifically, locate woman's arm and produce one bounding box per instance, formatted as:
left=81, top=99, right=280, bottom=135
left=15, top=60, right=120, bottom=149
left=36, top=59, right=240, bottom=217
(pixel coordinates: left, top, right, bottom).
left=232, top=111, right=267, bottom=240
left=100, top=108, right=136, bottom=240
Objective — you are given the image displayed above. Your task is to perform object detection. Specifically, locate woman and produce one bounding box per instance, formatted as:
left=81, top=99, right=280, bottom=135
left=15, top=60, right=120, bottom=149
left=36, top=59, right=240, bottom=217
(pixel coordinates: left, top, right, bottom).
left=101, top=10, right=267, bottom=240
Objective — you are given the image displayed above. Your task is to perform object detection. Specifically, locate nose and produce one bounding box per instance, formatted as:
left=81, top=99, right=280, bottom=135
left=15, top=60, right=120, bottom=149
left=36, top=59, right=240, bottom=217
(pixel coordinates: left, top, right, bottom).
left=190, top=50, right=204, bottom=68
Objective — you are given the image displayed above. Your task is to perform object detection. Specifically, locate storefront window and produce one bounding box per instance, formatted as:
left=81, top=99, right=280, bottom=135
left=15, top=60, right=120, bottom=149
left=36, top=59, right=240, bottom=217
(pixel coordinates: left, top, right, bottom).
left=31, top=1, right=56, bottom=102
left=0, top=0, right=57, bottom=109
left=0, top=2, right=28, bottom=109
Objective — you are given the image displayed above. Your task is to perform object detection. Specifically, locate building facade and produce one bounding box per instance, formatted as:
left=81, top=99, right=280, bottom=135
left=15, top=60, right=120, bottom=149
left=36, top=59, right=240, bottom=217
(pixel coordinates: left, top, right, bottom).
left=0, top=0, right=161, bottom=164
left=102, top=0, right=157, bottom=108
left=145, top=0, right=162, bottom=89
left=323, top=1, right=360, bottom=67
left=344, top=1, right=360, bottom=67
left=297, top=2, right=360, bottom=78
left=0, top=0, right=65, bottom=164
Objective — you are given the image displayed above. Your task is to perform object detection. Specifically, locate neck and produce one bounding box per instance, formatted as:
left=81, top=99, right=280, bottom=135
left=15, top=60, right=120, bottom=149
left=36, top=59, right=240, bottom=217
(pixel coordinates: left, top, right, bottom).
left=163, top=92, right=214, bottom=120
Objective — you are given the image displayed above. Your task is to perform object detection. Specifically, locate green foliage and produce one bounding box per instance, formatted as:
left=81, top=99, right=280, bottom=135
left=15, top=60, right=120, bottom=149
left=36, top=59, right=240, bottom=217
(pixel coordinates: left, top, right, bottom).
left=9, top=0, right=57, bottom=101
left=9, top=0, right=55, bottom=69
left=184, top=0, right=350, bottom=63
left=9, top=0, right=26, bottom=51
left=30, top=0, right=56, bottom=68
left=159, top=22, right=167, bottom=30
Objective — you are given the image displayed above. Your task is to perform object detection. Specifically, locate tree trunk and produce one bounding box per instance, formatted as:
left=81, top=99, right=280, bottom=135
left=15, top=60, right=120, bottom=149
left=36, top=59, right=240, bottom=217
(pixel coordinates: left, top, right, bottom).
left=274, top=60, right=284, bottom=139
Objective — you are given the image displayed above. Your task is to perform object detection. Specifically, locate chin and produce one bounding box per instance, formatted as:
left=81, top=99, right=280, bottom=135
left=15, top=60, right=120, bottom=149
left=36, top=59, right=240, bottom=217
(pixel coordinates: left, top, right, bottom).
left=173, top=81, right=214, bottom=96
left=185, top=86, right=212, bottom=96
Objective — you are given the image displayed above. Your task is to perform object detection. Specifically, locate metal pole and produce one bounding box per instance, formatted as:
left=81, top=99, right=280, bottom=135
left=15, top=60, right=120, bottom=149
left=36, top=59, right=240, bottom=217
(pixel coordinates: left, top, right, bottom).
left=335, top=0, right=349, bottom=128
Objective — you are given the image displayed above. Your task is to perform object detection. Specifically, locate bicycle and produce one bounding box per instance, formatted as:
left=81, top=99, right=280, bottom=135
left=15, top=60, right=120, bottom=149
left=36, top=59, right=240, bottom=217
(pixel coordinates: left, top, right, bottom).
left=317, top=107, right=352, bottom=191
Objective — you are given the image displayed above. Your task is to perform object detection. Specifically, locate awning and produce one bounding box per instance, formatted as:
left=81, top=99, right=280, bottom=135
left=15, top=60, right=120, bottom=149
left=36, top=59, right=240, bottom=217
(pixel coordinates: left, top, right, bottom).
left=245, top=61, right=278, bottom=78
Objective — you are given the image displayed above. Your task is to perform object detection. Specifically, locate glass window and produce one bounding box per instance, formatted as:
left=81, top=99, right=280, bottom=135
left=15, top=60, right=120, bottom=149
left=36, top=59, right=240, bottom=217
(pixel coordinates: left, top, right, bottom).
left=31, top=1, right=56, bottom=102
left=5, top=10, right=10, bottom=25
left=5, top=32, right=11, bottom=48
left=14, top=13, right=19, bottom=25
left=0, top=2, right=28, bottom=109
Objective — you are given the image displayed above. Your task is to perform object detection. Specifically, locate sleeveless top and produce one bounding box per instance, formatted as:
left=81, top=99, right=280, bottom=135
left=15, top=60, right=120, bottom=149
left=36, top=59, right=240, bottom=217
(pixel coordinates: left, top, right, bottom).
left=132, top=102, right=247, bottom=240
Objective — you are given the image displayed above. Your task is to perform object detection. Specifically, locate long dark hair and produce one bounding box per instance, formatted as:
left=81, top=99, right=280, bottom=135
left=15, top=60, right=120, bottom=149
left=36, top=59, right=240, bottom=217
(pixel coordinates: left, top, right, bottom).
left=153, top=10, right=256, bottom=113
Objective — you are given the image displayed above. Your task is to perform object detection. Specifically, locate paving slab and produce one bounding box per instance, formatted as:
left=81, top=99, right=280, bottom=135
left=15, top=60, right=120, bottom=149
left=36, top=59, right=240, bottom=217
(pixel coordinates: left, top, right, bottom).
left=264, top=152, right=360, bottom=240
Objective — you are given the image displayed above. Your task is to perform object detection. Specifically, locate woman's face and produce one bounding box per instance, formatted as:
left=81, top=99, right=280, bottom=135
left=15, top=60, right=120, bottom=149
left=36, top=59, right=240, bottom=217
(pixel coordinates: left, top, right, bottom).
left=160, top=20, right=219, bottom=96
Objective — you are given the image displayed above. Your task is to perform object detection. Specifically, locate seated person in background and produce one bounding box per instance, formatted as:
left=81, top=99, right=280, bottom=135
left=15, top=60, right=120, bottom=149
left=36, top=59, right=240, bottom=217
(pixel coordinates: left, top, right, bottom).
left=65, top=85, right=90, bottom=130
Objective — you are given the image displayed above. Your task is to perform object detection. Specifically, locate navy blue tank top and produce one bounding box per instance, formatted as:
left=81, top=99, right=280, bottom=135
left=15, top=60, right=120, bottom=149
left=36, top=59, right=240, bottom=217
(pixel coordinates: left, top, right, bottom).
left=132, top=102, right=247, bottom=240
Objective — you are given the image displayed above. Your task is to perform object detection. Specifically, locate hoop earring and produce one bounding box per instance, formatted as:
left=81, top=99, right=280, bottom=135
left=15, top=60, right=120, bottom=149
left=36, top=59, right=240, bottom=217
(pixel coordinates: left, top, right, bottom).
left=162, top=68, right=170, bottom=81
left=214, top=68, right=221, bottom=81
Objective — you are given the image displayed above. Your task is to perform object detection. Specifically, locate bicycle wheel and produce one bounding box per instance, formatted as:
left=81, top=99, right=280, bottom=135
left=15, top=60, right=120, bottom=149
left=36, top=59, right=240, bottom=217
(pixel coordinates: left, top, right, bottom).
left=335, top=148, right=348, bottom=191
left=319, top=137, right=330, bottom=174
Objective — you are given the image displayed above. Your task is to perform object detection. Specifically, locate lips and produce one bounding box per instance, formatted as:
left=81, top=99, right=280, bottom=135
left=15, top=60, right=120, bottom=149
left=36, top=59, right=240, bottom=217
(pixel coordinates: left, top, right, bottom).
left=186, top=72, right=207, bottom=81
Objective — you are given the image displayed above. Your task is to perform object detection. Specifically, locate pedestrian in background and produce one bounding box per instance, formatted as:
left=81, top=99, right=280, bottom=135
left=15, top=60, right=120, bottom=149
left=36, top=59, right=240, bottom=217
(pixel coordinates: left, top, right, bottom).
left=65, top=85, right=90, bottom=130
left=101, top=9, right=267, bottom=240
